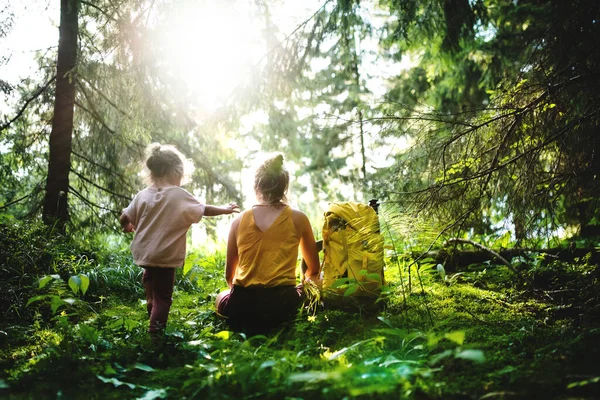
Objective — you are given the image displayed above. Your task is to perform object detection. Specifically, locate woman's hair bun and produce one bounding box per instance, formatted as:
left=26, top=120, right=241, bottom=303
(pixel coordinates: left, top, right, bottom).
left=265, top=153, right=284, bottom=173
left=254, top=153, right=289, bottom=204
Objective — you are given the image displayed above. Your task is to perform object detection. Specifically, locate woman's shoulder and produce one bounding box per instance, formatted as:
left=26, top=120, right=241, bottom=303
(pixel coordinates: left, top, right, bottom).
left=289, top=207, right=311, bottom=226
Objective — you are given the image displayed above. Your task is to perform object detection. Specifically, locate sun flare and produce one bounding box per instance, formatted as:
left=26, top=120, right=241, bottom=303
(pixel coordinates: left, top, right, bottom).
left=156, top=2, right=265, bottom=116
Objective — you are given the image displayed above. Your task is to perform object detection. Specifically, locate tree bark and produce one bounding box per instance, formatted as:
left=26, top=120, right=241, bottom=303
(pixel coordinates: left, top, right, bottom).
left=42, top=0, right=79, bottom=231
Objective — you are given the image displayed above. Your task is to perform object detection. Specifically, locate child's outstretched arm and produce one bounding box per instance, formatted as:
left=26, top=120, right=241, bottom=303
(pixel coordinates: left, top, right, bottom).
left=204, top=203, right=240, bottom=216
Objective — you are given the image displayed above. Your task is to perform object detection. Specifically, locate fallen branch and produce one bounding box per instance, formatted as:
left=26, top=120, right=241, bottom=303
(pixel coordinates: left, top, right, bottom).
left=444, top=238, right=518, bottom=275
left=414, top=244, right=600, bottom=272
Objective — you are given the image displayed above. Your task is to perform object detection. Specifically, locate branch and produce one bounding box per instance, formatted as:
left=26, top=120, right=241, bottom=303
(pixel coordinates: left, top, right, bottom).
left=71, top=169, right=131, bottom=200
left=80, top=1, right=116, bottom=21
left=0, top=75, right=56, bottom=133
left=443, top=238, right=521, bottom=279
left=69, top=185, right=121, bottom=233
left=68, top=185, right=120, bottom=215
left=385, top=108, right=600, bottom=197
left=0, top=193, right=32, bottom=210
left=72, top=150, right=131, bottom=188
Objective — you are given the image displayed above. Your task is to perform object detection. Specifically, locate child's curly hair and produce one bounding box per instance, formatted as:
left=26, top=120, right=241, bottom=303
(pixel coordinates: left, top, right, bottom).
left=254, top=153, right=289, bottom=204
left=144, top=143, right=194, bottom=185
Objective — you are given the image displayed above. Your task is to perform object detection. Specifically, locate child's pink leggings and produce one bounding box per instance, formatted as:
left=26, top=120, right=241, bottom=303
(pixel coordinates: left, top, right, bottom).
left=142, top=266, right=176, bottom=333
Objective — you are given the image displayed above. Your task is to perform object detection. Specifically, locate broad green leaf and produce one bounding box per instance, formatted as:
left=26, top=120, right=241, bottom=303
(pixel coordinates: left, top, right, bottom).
left=215, top=330, right=232, bottom=340
left=258, top=360, right=276, bottom=369
left=436, top=264, right=446, bottom=281
left=183, top=257, right=195, bottom=276
left=68, top=275, right=81, bottom=295
left=38, top=275, right=53, bottom=289
left=419, top=263, right=436, bottom=272
left=50, top=296, right=66, bottom=314
left=103, top=365, right=117, bottom=375
left=79, top=274, right=90, bottom=296
left=444, top=331, right=465, bottom=345
left=493, top=231, right=511, bottom=249
left=97, top=375, right=136, bottom=389
left=26, top=295, right=49, bottom=307
left=455, top=349, right=485, bottom=363
left=331, top=278, right=350, bottom=289
left=430, top=349, right=453, bottom=365
left=365, top=273, right=382, bottom=282
left=343, top=285, right=358, bottom=297
left=134, top=363, right=155, bottom=372
left=123, top=319, right=137, bottom=331
left=137, top=388, right=168, bottom=400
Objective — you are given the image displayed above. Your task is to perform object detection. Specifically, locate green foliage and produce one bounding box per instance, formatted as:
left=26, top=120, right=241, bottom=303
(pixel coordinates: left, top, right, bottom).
left=0, top=219, right=95, bottom=319
left=1, top=231, right=599, bottom=399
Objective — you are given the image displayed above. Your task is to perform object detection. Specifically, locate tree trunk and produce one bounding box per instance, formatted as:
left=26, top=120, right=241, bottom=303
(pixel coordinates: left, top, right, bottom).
left=42, top=0, right=79, bottom=231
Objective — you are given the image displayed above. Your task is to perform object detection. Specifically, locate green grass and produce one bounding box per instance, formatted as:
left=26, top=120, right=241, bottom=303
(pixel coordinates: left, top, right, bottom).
left=1, top=247, right=599, bottom=399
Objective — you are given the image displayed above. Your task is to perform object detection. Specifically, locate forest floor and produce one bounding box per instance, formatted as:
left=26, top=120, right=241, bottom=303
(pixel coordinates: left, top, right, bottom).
left=1, top=257, right=599, bottom=399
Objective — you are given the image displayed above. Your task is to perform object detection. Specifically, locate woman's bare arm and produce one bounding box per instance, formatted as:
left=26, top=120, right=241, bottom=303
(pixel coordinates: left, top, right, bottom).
left=294, top=210, right=320, bottom=283
left=225, top=216, right=241, bottom=288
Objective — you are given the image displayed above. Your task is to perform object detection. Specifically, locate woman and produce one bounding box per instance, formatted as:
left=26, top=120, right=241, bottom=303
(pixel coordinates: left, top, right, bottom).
left=215, top=154, right=320, bottom=334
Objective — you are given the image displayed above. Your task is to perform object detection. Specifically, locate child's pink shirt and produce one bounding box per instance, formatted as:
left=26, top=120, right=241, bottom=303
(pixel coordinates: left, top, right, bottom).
left=122, top=185, right=206, bottom=267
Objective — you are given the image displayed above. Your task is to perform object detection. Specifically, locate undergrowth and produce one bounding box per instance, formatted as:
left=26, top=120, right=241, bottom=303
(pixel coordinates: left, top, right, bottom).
left=1, top=222, right=599, bottom=399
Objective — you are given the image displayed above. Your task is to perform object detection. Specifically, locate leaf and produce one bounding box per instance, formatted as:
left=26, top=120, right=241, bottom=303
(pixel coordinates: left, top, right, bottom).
left=137, top=388, right=168, bottom=400
left=419, top=263, right=436, bottom=272
left=183, top=257, right=195, bottom=276
left=78, top=274, right=90, bottom=296
left=493, top=231, right=511, bottom=249
left=444, top=331, right=465, bottom=345
left=331, top=278, right=350, bottom=289
left=376, top=316, right=395, bottom=328
left=436, top=264, right=446, bottom=281
left=430, top=349, right=453, bottom=365
left=134, top=363, right=155, bottom=372
left=68, top=275, right=81, bottom=295
left=26, top=295, right=49, bottom=307
left=372, top=328, right=405, bottom=337
left=38, top=275, right=53, bottom=289
left=103, top=365, right=117, bottom=375
left=258, top=360, right=276, bottom=370
left=97, top=375, right=136, bottom=389
left=123, top=319, right=138, bottom=331
left=215, top=330, right=232, bottom=340
left=365, top=273, right=382, bottom=282
left=567, top=376, right=600, bottom=389
left=455, top=349, right=485, bottom=363
left=343, top=285, right=358, bottom=297
left=288, top=371, right=341, bottom=383
left=50, top=296, right=66, bottom=314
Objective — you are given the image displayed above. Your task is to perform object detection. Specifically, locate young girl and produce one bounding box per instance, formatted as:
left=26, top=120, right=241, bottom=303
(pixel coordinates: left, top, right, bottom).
left=120, top=143, right=239, bottom=334
left=215, top=153, right=320, bottom=335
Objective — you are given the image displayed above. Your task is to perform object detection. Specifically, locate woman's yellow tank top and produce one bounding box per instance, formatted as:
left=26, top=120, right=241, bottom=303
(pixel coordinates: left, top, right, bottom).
left=232, top=205, right=300, bottom=287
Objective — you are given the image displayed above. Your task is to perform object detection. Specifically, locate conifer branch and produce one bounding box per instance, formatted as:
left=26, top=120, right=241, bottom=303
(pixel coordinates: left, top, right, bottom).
left=0, top=76, right=56, bottom=133
left=71, top=169, right=131, bottom=201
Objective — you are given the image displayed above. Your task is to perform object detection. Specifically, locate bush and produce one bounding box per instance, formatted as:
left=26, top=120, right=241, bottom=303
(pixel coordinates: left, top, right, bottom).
left=0, top=219, right=85, bottom=320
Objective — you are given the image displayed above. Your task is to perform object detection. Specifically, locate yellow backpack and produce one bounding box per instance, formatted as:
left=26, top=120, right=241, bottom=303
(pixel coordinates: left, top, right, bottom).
left=321, top=202, right=385, bottom=302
